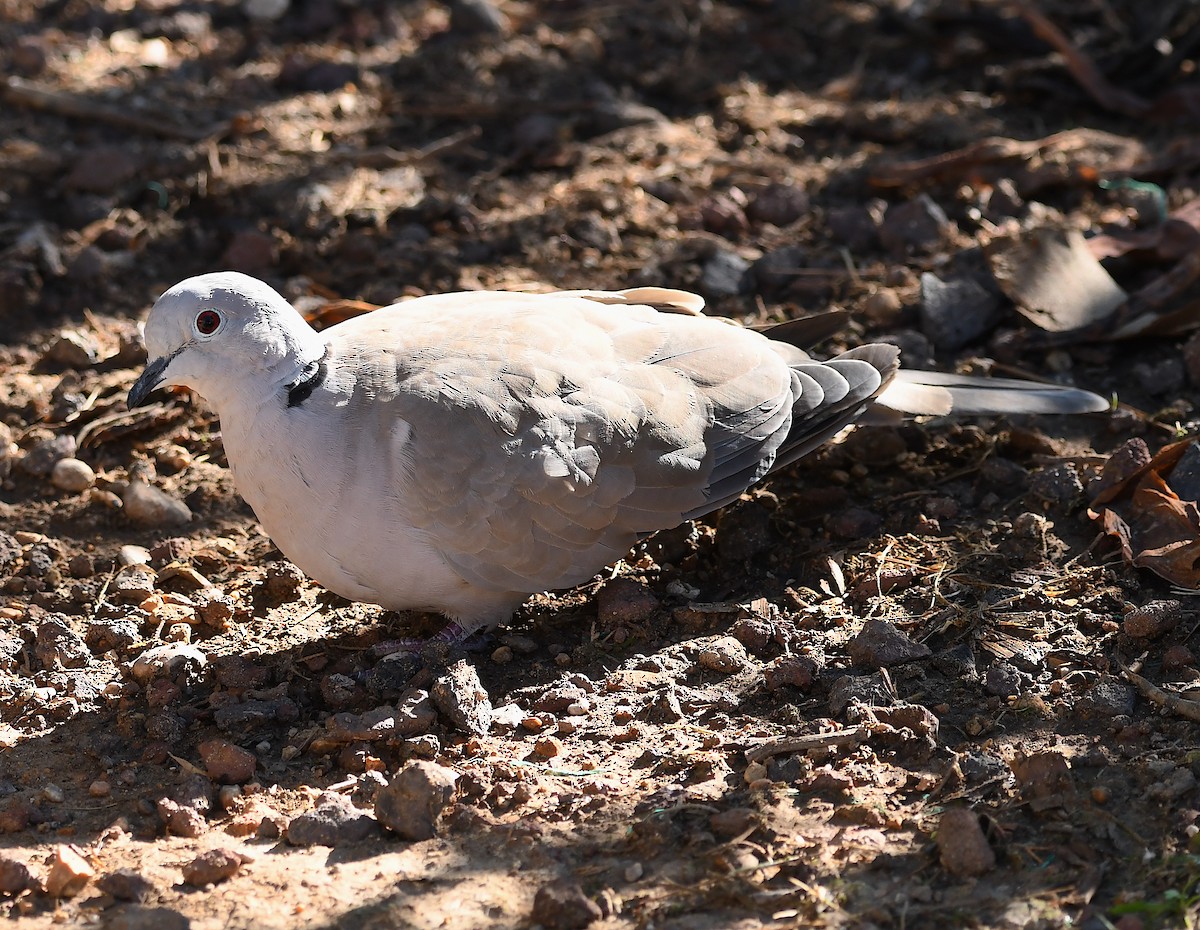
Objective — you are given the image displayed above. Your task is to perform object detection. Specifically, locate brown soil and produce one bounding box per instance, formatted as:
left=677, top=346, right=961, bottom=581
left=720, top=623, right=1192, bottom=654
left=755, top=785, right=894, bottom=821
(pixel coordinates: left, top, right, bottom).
left=2, top=2, right=1199, bottom=928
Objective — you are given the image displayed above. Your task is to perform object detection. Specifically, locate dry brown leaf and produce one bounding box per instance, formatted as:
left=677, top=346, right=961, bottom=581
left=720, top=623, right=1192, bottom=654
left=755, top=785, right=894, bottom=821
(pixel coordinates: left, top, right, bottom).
left=985, top=227, right=1126, bottom=332
left=1092, top=437, right=1200, bottom=588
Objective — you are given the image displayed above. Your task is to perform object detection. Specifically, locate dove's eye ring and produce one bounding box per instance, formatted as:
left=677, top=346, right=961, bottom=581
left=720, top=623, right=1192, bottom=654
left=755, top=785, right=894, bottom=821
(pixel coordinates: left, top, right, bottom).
left=194, top=309, right=223, bottom=337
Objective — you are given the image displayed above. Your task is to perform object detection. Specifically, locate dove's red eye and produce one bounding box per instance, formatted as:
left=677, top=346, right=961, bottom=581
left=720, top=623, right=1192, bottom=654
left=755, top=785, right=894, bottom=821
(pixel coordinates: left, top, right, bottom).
left=195, top=309, right=222, bottom=335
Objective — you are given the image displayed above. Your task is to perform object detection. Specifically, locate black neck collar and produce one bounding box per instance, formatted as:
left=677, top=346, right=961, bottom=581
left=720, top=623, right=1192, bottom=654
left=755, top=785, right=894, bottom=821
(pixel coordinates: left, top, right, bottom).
left=286, top=348, right=329, bottom=408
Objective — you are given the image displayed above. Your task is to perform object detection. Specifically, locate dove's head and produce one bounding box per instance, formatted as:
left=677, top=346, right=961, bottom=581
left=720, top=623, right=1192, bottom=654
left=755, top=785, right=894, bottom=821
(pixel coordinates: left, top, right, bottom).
left=128, top=272, right=325, bottom=411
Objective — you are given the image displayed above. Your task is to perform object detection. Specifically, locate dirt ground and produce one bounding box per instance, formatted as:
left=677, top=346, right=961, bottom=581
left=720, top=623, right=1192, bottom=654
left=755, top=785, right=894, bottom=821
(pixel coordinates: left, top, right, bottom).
left=3, top=1, right=1200, bottom=928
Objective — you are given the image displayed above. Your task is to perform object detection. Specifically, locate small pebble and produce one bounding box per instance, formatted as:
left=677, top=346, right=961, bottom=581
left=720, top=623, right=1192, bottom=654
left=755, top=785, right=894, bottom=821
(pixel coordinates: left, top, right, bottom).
left=122, top=480, right=192, bottom=527
left=530, top=880, right=602, bottom=930
left=181, top=848, right=246, bottom=887
left=936, top=807, right=995, bottom=877
left=0, top=856, right=35, bottom=894
left=534, top=737, right=563, bottom=758
left=45, top=844, right=95, bottom=898
left=744, top=761, right=768, bottom=784
left=89, top=780, right=111, bottom=798
left=697, top=636, right=750, bottom=674
left=51, top=458, right=96, bottom=492
left=1123, top=600, right=1184, bottom=640
left=491, top=645, right=514, bottom=664
left=375, top=761, right=458, bottom=840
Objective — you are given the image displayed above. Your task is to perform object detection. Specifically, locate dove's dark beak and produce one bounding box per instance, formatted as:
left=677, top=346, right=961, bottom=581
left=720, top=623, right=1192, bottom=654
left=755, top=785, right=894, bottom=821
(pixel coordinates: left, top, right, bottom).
left=127, top=354, right=172, bottom=409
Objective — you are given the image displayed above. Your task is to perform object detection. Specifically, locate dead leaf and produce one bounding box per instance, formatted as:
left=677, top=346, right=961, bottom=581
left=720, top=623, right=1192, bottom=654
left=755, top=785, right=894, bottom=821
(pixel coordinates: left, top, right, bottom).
left=985, top=227, right=1126, bottom=332
left=1091, top=437, right=1200, bottom=588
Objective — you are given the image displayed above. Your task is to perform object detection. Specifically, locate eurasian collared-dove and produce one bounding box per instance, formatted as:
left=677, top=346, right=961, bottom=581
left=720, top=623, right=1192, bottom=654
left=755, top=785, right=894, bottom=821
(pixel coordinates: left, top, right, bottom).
left=128, top=272, right=1107, bottom=641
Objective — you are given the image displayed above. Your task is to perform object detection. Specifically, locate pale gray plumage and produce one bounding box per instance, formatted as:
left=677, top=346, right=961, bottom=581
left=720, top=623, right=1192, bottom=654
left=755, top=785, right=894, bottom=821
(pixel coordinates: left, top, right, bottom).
left=128, top=272, right=1108, bottom=637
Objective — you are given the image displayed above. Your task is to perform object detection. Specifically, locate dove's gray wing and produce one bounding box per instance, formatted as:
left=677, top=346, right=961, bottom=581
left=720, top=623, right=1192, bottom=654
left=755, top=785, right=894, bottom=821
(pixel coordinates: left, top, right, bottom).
left=321, top=293, right=895, bottom=596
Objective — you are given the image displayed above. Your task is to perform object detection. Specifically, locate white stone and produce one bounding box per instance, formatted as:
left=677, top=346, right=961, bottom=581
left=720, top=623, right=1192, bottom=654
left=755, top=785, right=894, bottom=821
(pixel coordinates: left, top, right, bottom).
left=51, top=457, right=96, bottom=492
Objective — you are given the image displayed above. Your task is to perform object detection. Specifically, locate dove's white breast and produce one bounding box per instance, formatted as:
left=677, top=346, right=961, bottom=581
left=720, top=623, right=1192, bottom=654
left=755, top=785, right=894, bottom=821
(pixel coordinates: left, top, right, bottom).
left=216, top=382, right=521, bottom=622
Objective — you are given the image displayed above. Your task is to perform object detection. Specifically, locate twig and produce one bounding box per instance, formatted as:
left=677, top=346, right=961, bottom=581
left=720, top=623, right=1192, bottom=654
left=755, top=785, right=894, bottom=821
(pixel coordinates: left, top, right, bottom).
left=328, top=126, right=483, bottom=167
left=744, top=727, right=868, bottom=763
left=1007, top=1, right=1151, bottom=118
left=2, top=76, right=222, bottom=141
left=1118, top=659, right=1200, bottom=723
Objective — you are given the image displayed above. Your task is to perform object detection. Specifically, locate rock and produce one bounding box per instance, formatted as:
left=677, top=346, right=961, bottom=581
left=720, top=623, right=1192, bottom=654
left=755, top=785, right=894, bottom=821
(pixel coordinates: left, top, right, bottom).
left=0, top=855, right=35, bottom=894
left=431, top=660, right=492, bottom=735
left=747, top=183, right=809, bottom=226
left=113, top=565, right=157, bottom=602
left=644, top=687, right=685, bottom=723
left=198, top=739, right=257, bottom=784
left=64, top=145, right=142, bottom=193
left=596, top=577, right=659, bottom=625
left=50, top=457, right=96, bottom=492
left=709, top=807, right=757, bottom=838
left=862, top=287, right=902, bottom=323
left=764, top=654, right=818, bottom=691
left=879, top=194, right=955, bottom=256
left=530, top=880, right=602, bottom=930
left=375, top=760, right=458, bottom=840
left=984, top=661, right=1024, bottom=697
left=286, top=792, right=378, bottom=847
left=848, top=619, right=931, bottom=669
left=979, top=456, right=1026, bottom=488
left=45, top=844, right=94, bottom=897
left=122, top=480, right=192, bottom=526
left=1132, top=357, right=1185, bottom=398
left=936, top=808, right=995, bottom=877
left=1027, top=464, right=1083, bottom=506
left=225, top=799, right=287, bottom=838
left=918, top=271, right=1002, bottom=351
left=157, top=776, right=212, bottom=837
left=105, top=906, right=191, bottom=930
left=181, top=848, right=246, bottom=887
left=826, top=201, right=884, bottom=250
left=12, top=36, right=48, bottom=76
left=243, top=0, right=289, bottom=20
left=35, top=617, right=89, bottom=669
left=1184, top=331, right=1200, bottom=387
left=212, top=696, right=299, bottom=734
left=827, top=506, right=881, bottom=539
left=698, top=192, right=749, bottom=237
left=746, top=245, right=807, bottom=297
left=97, top=868, right=155, bottom=902
left=828, top=673, right=894, bottom=715
left=1167, top=442, right=1200, bottom=502
left=118, top=545, right=152, bottom=567
left=447, top=0, right=508, bottom=34
left=19, top=433, right=77, bottom=476
left=730, top=617, right=774, bottom=655
left=699, top=250, right=750, bottom=297
left=130, top=643, right=207, bottom=686
left=696, top=636, right=751, bottom=674
left=876, top=329, right=933, bottom=368
left=1124, top=600, right=1184, bottom=639
left=1076, top=676, right=1135, bottom=719
left=1163, top=644, right=1196, bottom=672
left=261, top=560, right=304, bottom=604
left=1010, top=750, right=1074, bottom=808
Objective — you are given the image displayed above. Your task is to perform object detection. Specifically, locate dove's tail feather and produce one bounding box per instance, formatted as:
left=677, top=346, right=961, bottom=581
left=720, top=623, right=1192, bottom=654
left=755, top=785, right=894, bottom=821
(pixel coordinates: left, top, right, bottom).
left=876, top=370, right=1110, bottom=417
